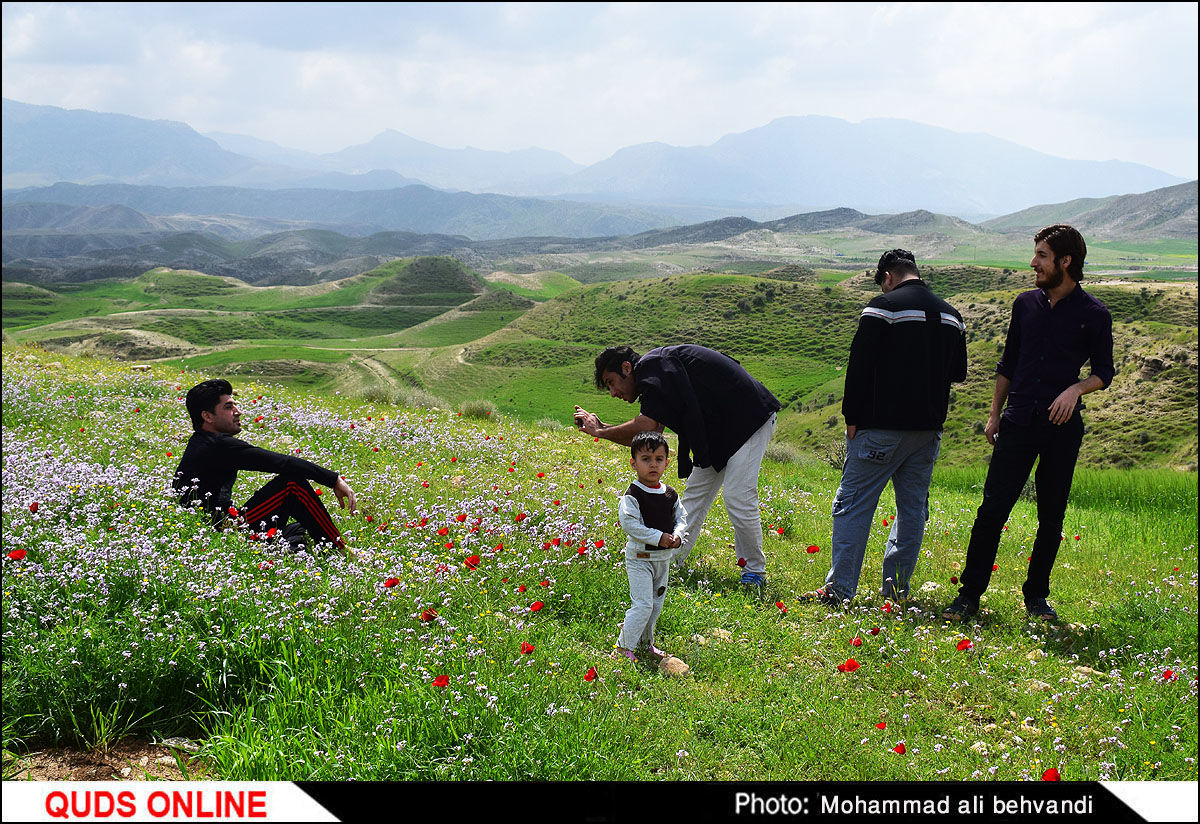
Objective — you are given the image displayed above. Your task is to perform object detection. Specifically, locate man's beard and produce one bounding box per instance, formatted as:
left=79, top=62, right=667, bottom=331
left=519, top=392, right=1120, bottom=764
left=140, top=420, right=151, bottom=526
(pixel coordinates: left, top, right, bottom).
left=1038, top=266, right=1065, bottom=290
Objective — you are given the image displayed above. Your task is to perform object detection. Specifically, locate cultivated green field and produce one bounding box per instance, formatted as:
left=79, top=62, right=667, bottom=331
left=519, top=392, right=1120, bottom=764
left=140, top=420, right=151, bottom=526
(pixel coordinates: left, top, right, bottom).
left=2, top=348, right=1195, bottom=782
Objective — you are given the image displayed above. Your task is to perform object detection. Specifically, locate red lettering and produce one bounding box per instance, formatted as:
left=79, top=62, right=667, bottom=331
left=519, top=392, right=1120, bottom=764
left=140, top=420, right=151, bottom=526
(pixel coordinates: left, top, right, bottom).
left=249, top=790, right=267, bottom=818
left=148, top=790, right=170, bottom=817
left=225, top=791, right=245, bottom=817
left=117, top=791, right=136, bottom=818
left=172, top=790, right=193, bottom=817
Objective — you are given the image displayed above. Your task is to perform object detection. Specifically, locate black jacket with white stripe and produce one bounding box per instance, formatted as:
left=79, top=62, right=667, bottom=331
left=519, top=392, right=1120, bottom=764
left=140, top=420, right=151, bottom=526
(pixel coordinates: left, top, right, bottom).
left=841, top=278, right=968, bottom=432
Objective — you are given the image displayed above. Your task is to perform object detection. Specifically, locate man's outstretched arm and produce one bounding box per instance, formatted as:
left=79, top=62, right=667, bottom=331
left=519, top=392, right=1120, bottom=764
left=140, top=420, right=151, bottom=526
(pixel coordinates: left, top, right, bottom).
left=574, top=405, right=663, bottom=446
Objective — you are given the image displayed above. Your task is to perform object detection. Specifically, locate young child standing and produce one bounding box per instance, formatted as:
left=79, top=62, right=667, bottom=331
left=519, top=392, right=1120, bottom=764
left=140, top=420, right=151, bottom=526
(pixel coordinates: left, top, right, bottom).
left=616, top=431, right=689, bottom=671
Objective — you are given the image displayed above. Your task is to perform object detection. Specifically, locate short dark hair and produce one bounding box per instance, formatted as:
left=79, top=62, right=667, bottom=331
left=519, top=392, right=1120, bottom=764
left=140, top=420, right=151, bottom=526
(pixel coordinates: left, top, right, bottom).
left=594, top=346, right=640, bottom=390
left=875, top=249, right=919, bottom=286
left=631, top=430, right=669, bottom=458
left=1034, top=224, right=1087, bottom=281
left=185, top=379, right=233, bottom=430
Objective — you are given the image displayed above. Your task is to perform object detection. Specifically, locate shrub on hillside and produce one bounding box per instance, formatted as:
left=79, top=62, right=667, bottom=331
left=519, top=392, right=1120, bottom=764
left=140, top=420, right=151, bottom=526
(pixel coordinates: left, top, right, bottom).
left=459, top=399, right=497, bottom=419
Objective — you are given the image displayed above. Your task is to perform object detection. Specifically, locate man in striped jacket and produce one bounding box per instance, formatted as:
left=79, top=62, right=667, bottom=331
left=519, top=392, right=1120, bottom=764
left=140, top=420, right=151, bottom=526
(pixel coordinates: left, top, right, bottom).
left=803, top=250, right=968, bottom=606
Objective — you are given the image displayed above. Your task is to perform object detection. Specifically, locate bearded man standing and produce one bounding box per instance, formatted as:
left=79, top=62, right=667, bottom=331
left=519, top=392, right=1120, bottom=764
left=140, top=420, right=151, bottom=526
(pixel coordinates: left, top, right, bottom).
left=942, top=225, right=1114, bottom=622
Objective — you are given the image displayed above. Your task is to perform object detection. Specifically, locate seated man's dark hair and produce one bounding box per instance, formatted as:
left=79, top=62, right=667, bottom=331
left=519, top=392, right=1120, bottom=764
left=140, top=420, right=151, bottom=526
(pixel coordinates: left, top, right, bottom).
left=594, top=346, right=641, bottom=390
left=875, top=249, right=919, bottom=286
left=631, top=430, right=670, bottom=459
left=1034, top=224, right=1087, bottom=281
left=186, top=379, right=234, bottom=431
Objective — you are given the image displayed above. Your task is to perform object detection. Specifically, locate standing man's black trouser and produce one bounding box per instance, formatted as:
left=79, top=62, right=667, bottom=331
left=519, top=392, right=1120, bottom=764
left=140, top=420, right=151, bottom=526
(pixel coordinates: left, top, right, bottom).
left=958, top=413, right=1084, bottom=604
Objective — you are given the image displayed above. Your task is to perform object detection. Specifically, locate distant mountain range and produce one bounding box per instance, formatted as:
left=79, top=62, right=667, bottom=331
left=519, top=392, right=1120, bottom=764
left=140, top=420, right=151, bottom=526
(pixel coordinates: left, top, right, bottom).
left=3, top=98, right=1189, bottom=220
left=4, top=181, right=1194, bottom=286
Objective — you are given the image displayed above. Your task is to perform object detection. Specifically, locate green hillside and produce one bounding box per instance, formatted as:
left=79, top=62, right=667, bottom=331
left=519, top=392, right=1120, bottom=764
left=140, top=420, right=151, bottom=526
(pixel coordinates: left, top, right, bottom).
left=5, top=256, right=1196, bottom=471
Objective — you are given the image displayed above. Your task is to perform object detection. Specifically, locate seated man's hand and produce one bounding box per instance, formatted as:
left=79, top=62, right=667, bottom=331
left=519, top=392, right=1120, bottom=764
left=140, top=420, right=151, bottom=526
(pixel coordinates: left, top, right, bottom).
left=333, top=477, right=357, bottom=514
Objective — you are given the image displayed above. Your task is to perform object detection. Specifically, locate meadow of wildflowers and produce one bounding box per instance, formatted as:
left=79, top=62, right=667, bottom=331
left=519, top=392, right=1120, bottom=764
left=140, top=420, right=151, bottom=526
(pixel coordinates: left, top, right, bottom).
left=2, top=345, right=1196, bottom=782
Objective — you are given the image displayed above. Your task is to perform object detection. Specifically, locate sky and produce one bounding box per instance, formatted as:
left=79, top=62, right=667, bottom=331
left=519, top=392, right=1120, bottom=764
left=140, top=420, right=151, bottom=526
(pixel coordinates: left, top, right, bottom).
left=2, top=2, right=1197, bottom=178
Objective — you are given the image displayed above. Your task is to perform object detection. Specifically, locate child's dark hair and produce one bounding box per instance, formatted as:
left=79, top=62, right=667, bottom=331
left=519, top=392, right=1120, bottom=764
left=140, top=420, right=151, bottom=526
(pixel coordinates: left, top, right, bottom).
left=631, top=430, right=669, bottom=458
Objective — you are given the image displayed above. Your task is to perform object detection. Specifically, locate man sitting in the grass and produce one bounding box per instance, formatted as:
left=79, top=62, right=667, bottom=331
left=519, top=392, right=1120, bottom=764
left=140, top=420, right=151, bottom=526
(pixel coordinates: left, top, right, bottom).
left=173, top=379, right=357, bottom=552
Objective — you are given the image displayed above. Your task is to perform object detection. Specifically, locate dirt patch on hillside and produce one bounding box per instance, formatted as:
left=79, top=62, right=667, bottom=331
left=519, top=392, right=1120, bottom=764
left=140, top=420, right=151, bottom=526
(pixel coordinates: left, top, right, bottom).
left=4, top=740, right=210, bottom=781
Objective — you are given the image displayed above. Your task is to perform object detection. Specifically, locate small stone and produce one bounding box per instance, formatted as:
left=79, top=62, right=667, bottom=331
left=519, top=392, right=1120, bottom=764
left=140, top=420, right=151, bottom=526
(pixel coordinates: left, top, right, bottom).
left=155, top=756, right=176, bottom=766
left=659, top=656, right=690, bottom=676
left=1027, top=680, right=1053, bottom=692
left=710, top=628, right=733, bottom=642
left=970, top=741, right=989, bottom=755
left=1074, top=666, right=1104, bottom=678
left=983, top=724, right=998, bottom=733
left=121, top=767, right=132, bottom=777
left=161, top=736, right=200, bottom=753
left=1027, top=649, right=1047, bottom=661
left=138, top=757, right=148, bottom=767
left=691, top=634, right=708, bottom=645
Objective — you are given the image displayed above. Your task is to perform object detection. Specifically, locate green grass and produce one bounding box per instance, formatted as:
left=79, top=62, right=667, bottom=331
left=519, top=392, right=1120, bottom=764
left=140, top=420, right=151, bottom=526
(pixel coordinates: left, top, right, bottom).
left=1, top=346, right=1195, bottom=782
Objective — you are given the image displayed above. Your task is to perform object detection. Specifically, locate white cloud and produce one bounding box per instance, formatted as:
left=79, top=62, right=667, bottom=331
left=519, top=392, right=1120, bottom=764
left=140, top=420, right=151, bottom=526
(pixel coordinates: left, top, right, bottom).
left=2, top=1, right=1195, bottom=176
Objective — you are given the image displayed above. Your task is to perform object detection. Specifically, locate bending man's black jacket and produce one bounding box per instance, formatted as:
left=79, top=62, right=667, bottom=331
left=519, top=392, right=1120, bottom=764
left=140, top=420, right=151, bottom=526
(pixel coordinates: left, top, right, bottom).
left=841, top=279, right=968, bottom=431
left=172, top=430, right=340, bottom=517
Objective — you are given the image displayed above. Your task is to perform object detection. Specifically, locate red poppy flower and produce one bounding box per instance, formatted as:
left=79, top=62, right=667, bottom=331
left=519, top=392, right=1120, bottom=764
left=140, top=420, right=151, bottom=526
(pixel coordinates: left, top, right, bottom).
left=384, top=577, right=400, bottom=588
left=166, top=451, right=172, bottom=458
left=1042, top=767, right=1060, bottom=781
left=515, top=513, right=527, bottom=522
left=881, top=603, right=893, bottom=613
left=530, top=601, right=544, bottom=612
left=584, top=667, right=598, bottom=682
left=851, top=637, right=862, bottom=647
left=1162, top=669, right=1176, bottom=681
left=576, top=546, right=587, bottom=555
left=837, top=658, right=860, bottom=673
left=537, top=472, right=545, bottom=478
left=551, top=538, right=561, bottom=547
left=553, top=500, right=561, bottom=506
left=6, top=549, right=28, bottom=561
left=445, top=542, right=455, bottom=549
left=595, top=539, right=605, bottom=548
left=882, top=518, right=889, bottom=527
left=419, top=518, right=428, bottom=526
left=437, top=527, right=450, bottom=536
left=737, top=557, right=747, bottom=567
left=464, top=554, right=481, bottom=570
left=432, top=675, right=450, bottom=688
left=227, top=506, right=239, bottom=518
left=775, top=527, right=785, bottom=535
left=518, top=584, right=527, bottom=593
left=421, top=608, right=438, bottom=622
left=266, top=527, right=277, bottom=539
left=992, top=564, right=999, bottom=571
left=258, top=561, right=273, bottom=570
left=494, top=543, right=504, bottom=552
left=28, top=502, right=38, bottom=514
left=542, top=541, right=552, bottom=550
left=892, top=743, right=906, bottom=755
left=956, top=638, right=973, bottom=651
left=422, top=482, right=429, bottom=488
left=456, top=513, right=468, bottom=522
left=868, top=627, right=881, bottom=636
left=540, top=580, right=550, bottom=587
left=520, top=642, right=535, bottom=655
left=950, top=576, right=958, bottom=584
left=806, top=545, right=820, bottom=554
left=876, top=722, right=887, bottom=730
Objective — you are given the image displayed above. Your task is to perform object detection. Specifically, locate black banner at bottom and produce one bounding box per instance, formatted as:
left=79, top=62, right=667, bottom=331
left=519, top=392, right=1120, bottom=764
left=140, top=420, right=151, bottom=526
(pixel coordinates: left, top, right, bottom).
left=297, top=781, right=1189, bottom=823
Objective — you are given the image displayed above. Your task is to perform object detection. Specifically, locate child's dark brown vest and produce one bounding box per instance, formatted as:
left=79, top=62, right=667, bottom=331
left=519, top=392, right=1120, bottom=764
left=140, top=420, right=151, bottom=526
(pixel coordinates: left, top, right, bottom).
left=625, top=483, right=678, bottom=553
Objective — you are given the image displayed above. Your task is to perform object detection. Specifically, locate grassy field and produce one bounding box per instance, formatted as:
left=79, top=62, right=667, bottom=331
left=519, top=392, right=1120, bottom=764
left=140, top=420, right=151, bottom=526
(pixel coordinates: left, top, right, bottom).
left=2, top=346, right=1195, bottom=783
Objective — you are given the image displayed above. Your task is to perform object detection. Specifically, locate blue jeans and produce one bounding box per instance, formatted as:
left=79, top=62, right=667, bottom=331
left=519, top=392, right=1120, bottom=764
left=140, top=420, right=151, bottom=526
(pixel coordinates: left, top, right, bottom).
left=825, top=429, right=942, bottom=600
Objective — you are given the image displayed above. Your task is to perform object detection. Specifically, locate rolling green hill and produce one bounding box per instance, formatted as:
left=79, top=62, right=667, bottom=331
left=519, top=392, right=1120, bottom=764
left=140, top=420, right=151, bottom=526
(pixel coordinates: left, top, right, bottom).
left=5, top=255, right=1196, bottom=471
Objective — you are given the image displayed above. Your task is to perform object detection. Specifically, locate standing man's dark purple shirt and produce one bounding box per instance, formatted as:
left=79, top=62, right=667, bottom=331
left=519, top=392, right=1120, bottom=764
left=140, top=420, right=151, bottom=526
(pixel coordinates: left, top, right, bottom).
left=997, top=284, right=1115, bottom=427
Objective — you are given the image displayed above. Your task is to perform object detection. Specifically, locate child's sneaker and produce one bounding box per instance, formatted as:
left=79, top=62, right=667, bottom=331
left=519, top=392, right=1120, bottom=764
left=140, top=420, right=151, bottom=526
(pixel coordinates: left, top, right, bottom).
left=646, top=645, right=669, bottom=661
left=611, top=647, right=638, bottom=662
